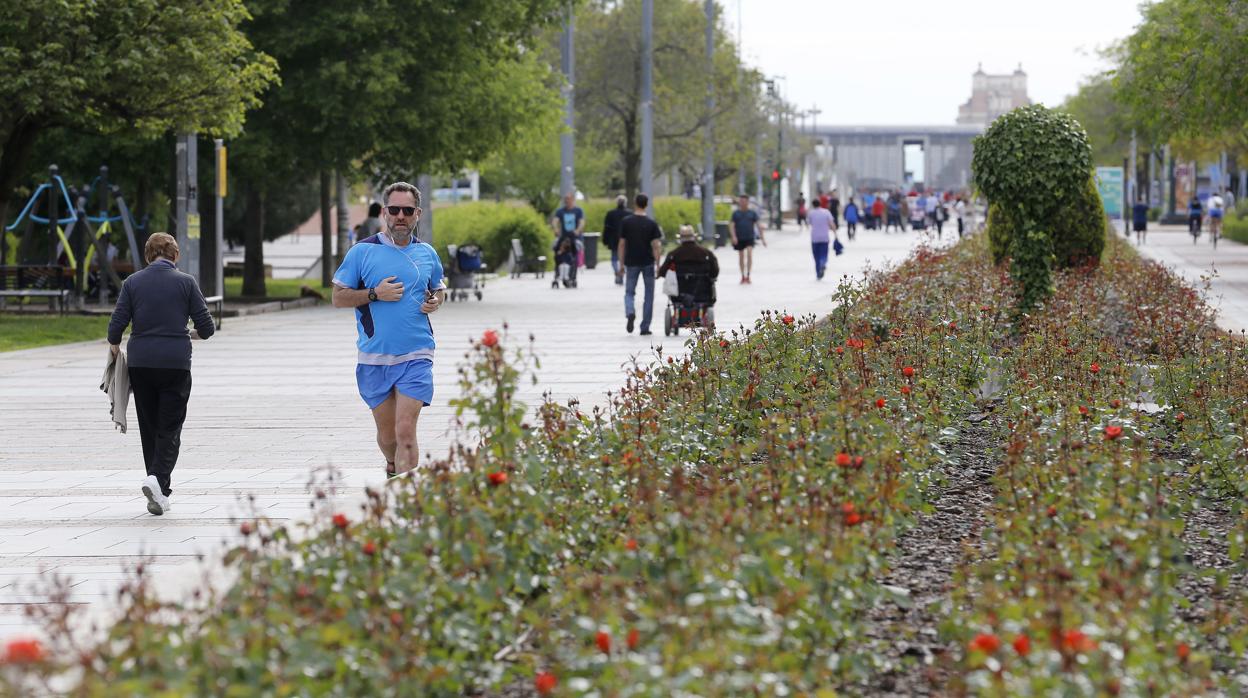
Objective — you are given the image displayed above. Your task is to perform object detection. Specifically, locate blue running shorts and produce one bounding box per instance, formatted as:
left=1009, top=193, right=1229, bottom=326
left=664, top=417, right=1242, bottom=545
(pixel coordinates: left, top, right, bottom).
left=356, top=359, right=434, bottom=409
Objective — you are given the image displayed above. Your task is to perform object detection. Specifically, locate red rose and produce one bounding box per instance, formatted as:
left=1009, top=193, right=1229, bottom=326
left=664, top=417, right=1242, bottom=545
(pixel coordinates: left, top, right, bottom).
left=1175, top=412, right=1185, bottom=423
left=1103, top=425, right=1123, bottom=440
left=4, top=638, right=45, bottom=664
left=595, top=631, right=611, bottom=654
left=876, top=398, right=886, bottom=408
left=835, top=452, right=852, bottom=467
left=782, top=314, right=794, bottom=325
left=948, top=321, right=957, bottom=330
left=720, top=340, right=729, bottom=348
left=835, top=346, right=845, bottom=355
left=481, top=329, right=499, bottom=347
left=1089, top=362, right=1100, bottom=373
left=1012, top=634, right=1031, bottom=656
left=980, top=304, right=991, bottom=312
left=1046, top=505, right=1057, bottom=517
left=1110, top=399, right=1121, bottom=408
left=390, top=611, right=403, bottom=626
left=900, top=385, right=911, bottom=395
left=535, top=671, right=558, bottom=694
left=969, top=633, right=1001, bottom=653
left=625, top=538, right=638, bottom=551
left=844, top=512, right=863, bottom=526
left=332, top=513, right=349, bottom=529
left=488, top=471, right=508, bottom=486
left=627, top=628, right=640, bottom=650
left=902, top=366, right=915, bottom=378
left=1177, top=642, right=1190, bottom=661
left=239, top=521, right=254, bottom=536
left=362, top=541, right=377, bottom=556
left=1078, top=406, right=1088, bottom=416
left=841, top=502, right=855, bottom=514
left=1061, top=629, right=1096, bottom=653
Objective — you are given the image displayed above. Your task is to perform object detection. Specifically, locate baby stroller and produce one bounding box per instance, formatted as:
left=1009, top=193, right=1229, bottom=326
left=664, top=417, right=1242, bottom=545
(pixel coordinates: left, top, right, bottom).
left=551, top=234, right=578, bottom=289
left=445, top=243, right=486, bottom=301
left=663, top=267, right=716, bottom=335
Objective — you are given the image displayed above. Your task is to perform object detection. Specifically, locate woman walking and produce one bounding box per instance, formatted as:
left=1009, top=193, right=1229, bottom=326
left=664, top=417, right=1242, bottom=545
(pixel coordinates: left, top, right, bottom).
left=108, top=233, right=216, bottom=515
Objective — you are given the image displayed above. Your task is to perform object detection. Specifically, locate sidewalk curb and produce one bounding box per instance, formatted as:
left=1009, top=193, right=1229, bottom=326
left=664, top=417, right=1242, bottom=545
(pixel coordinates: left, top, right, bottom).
left=224, top=297, right=321, bottom=318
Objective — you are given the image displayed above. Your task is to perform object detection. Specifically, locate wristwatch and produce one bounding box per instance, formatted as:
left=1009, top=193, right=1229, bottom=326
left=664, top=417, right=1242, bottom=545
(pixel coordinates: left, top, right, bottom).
left=367, top=287, right=378, bottom=302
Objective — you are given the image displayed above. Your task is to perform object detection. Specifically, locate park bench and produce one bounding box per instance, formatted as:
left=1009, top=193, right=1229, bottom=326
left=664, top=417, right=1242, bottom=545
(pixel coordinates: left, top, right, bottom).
left=0, top=265, right=74, bottom=314
left=204, top=295, right=224, bottom=330
left=509, top=238, right=546, bottom=279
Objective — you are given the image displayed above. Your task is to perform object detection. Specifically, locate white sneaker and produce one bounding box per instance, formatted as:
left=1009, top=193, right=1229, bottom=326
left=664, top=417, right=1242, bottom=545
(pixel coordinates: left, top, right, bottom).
left=141, top=475, right=171, bottom=515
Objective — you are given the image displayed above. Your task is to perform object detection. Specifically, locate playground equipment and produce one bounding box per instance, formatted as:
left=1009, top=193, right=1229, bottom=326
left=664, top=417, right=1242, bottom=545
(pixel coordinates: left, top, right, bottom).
left=3, top=165, right=144, bottom=307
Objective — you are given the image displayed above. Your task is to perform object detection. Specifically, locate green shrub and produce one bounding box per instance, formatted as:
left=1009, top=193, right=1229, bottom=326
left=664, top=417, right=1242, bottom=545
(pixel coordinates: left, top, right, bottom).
left=3, top=231, right=15, bottom=265
left=580, top=197, right=732, bottom=241
left=1224, top=212, right=1248, bottom=245
left=972, top=105, right=1093, bottom=311
left=432, top=202, right=553, bottom=271
left=986, top=175, right=1107, bottom=268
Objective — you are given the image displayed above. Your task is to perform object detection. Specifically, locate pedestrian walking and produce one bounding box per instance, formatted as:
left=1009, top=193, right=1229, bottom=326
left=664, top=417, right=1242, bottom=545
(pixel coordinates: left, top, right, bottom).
left=331, top=182, right=446, bottom=480
left=1132, top=197, right=1149, bottom=245
left=730, top=194, right=766, bottom=284
left=871, top=195, right=885, bottom=231
left=886, top=196, right=902, bottom=232
left=602, top=194, right=630, bottom=284
left=360, top=202, right=384, bottom=240
left=107, top=233, right=216, bottom=516
left=829, top=190, right=841, bottom=231
left=954, top=196, right=967, bottom=238
left=795, top=192, right=808, bottom=229
left=807, top=197, right=834, bottom=279
left=843, top=198, right=859, bottom=239
left=933, top=198, right=948, bottom=238
left=551, top=192, right=585, bottom=285
left=615, top=194, right=663, bottom=335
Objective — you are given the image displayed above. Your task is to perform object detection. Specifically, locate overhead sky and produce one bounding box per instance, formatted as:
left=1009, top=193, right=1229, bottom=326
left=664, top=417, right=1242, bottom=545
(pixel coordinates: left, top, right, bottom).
left=725, top=0, right=1147, bottom=127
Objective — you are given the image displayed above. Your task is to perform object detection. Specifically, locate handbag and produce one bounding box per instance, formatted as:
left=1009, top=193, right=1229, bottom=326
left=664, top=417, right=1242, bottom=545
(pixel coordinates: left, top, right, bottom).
left=833, top=238, right=844, bottom=256
left=662, top=269, right=680, bottom=296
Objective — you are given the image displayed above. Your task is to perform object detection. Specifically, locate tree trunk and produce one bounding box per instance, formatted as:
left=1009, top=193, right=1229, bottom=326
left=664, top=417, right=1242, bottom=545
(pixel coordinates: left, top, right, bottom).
left=0, top=119, right=43, bottom=258
left=242, top=186, right=266, bottom=297
left=320, top=170, right=333, bottom=287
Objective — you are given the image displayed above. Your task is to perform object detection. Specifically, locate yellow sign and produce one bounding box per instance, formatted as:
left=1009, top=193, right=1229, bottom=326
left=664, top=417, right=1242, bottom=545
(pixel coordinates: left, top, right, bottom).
left=188, top=213, right=201, bottom=240
left=217, top=146, right=228, bottom=198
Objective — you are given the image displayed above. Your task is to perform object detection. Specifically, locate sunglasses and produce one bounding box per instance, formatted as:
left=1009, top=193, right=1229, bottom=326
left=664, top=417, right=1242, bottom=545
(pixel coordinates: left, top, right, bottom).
left=386, top=205, right=417, bottom=216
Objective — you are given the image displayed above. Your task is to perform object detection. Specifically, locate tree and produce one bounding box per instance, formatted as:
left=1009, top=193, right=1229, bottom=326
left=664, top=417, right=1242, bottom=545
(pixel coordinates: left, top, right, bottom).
left=0, top=0, right=276, bottom=228
left=1112, top=0, right=1248, bottom=142
left=230, top=0, right=567, bottom=295
left=1061, top=74, right=1134, bottom=166
left=573, top=0, right=769, bottom=198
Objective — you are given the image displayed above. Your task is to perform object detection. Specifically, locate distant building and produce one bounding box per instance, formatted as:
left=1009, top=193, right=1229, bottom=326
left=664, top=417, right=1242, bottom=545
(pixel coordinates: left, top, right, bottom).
left=956, top=64, right=1031, bottom=126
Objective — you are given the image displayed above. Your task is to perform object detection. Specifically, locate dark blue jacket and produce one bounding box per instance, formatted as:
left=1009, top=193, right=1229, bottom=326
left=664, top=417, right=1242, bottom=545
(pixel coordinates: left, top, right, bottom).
left=107, top=259, right=214, bottom=370
left=1132, top=202, right=1149, bottom=227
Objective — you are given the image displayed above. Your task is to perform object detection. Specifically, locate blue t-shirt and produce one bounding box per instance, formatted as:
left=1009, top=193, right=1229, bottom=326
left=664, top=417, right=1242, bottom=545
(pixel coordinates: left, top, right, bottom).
left=731, top=209, right=759, bottom=241
left=554, top=206, right=584, bottom=235
left=332, top=234, right=446, bottom=365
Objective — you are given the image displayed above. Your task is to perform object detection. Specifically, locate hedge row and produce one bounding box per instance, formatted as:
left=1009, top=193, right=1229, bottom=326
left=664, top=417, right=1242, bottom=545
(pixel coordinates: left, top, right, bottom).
left=432, top=202, right=554, bottom=271
left=578, top=197, right=733, bottom=241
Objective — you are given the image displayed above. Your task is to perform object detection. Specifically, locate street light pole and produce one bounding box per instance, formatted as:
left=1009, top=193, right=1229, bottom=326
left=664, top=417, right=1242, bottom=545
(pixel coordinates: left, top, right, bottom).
left=640, top=0, right=654, bottom=214
left=701, top=0, right=716, bottom=242
left=560, top=3, right=576, bottom=197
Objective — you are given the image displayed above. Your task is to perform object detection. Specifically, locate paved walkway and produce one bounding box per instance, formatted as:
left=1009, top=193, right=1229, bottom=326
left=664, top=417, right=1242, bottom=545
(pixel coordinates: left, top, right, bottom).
left=0, top=222, right=937, bottom=638
left=1128, top=224, right=1248, bottom=333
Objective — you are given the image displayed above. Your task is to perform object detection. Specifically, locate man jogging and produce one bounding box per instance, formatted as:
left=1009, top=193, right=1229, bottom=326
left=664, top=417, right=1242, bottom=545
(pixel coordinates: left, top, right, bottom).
left=730, top=194, right=766, bottom=284
left=332, top=182, right=446, bottom=479
left=616, top=194, right=663, bottom=335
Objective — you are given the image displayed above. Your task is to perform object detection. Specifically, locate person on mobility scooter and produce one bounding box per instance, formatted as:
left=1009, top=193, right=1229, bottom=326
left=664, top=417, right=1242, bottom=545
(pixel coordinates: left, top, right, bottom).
left=659, top=225, right=719, bottom=335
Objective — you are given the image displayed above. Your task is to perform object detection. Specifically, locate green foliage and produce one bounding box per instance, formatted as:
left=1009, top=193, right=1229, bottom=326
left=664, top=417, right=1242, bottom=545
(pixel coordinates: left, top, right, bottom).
left=433, top=202, right=553, bottom=271
left=571, top=0, right=770, bottom=197
left=0, top=0, right=276, bottom=221
left=987, top=176, right=1107, bottom=268
left=973, top=105, right=1094, bottom=310
left=1060, top=74, right=1134, bottom=166
left=579, top=197, right=732, bottom=240
left=1112, top=0, right=1248, bottom=141
left=1224, top=212, right=1248, bottom=245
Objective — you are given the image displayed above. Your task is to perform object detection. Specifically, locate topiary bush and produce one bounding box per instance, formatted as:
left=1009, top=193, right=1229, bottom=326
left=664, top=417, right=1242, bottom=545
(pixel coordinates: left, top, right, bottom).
left=987, top=174, right=1107, bottom=268
left=972, top=105, right=1094, bottom=311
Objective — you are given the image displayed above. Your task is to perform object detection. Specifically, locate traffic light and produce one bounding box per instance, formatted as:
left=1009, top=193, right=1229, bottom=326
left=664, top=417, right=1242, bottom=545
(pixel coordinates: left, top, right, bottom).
left=771, top=169, right=780, bottom=181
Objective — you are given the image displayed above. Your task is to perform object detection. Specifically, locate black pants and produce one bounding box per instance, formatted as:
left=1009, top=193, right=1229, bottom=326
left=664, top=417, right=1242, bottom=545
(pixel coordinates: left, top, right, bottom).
left=129, top=367, right=192, bottom=496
